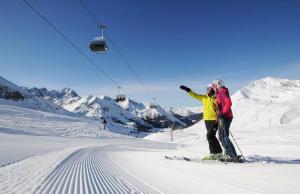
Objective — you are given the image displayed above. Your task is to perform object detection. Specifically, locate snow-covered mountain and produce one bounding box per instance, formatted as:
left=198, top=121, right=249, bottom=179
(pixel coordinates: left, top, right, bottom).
left=3, top=75, right=299, bottom=136
left=0, top=76, right=201, bottom=135
left=62, top=95, right=154, bottom=132
left=55, top=94, right=194, bottom=131
left=0, top=76, right=25, bottom=100
left=0, top=76, right=71, bottom=115
left=167, top=107, right=203, bottom=126
left=24, top=86, right=78, bottom=98
left=24, top=84, right=200, bottom=131
left=231, top=77, right=300, bottom=128
left=24, top=87, right=81, bottom=107
left=117, top=98, right=192, bottom=129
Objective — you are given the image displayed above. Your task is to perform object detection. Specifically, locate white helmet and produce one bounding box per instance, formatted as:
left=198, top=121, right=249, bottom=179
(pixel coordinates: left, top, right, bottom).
left=206, top=83, right=213, bottom=90
left=212, top=79, right=225, bottom=89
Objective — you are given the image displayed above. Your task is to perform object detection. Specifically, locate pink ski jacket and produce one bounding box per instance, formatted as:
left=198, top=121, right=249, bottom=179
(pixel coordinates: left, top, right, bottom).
left=215, top=87, right=233, bottom=118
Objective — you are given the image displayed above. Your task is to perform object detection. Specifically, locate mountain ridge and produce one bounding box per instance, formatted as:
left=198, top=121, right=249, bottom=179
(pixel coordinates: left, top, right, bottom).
left=0, top=75, right=201, bottom=135
left=231, top=77, right=300, bottom=128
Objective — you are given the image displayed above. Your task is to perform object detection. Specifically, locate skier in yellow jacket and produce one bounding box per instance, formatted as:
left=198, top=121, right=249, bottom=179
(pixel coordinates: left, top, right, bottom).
left=180, top=84, right=222, bottom=158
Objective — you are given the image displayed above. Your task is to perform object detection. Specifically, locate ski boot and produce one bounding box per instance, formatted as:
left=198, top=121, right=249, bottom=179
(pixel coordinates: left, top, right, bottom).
left=202, top=153, right=223, bottom=161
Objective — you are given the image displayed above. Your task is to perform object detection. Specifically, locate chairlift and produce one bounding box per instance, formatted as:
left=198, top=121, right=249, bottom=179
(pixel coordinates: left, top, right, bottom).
left=116, top=94, right=126, bottom=102
left=89, top=24, right=108, bottom=52
left=149, top=97, right=157, bottom=109
left=116, top=86, right=126, bottom=102
left=149, top=103, right=157, bottom=109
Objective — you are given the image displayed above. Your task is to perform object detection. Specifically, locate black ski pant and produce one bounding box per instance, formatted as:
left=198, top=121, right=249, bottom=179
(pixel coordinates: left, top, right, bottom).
left=218, top=117, right=237, bottom=158
left=204, top=120, right=222, bottom=154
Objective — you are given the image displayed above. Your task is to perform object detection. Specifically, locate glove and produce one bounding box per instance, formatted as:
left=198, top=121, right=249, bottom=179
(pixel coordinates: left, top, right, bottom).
left=180, top=85, right=191, bottom=93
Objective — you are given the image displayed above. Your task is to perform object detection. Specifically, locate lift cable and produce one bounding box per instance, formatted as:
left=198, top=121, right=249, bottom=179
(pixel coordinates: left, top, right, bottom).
left=22, top=0, right=121, bottom=88
left=79, top=0, right=157, bottom=101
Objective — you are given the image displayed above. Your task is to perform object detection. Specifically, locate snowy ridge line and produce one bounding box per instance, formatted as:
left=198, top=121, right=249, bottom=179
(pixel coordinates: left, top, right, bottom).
left=34, top=147, right=164, bottom=194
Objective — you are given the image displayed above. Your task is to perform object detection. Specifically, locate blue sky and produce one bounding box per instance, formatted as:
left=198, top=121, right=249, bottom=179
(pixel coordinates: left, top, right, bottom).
left=1, top=0, right=300, bottom=107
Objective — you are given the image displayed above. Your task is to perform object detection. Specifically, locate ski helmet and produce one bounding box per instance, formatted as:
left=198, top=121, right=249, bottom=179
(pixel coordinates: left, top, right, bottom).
left=212, top=79, right=225, bottom=88
left=206, top=83, right=213, bottom=91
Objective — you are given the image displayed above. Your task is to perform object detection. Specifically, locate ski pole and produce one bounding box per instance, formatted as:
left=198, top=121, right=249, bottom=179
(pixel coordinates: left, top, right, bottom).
left=229, top=130, right=245, bottom=160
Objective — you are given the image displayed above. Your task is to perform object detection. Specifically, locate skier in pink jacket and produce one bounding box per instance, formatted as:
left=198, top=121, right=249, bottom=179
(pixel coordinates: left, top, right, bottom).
left=212, top=79, right=237, bottom=160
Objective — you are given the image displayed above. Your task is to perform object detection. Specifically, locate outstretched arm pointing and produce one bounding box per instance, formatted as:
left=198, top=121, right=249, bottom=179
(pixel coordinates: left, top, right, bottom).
left=180, top=85, right=191, bottom=93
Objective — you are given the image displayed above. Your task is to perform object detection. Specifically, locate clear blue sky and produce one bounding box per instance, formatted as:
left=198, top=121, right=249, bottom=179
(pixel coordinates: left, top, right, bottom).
left=1, top=0, right=300, bottom=107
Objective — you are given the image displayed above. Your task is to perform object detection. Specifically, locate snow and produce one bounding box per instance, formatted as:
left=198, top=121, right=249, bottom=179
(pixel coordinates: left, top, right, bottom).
left=0, top=77, right=73, bottom=115
left=117, top=97, right=187, bottom=127
left=1, top=75, right=196, bottom=134
left=231, top=77, right=300, bottom=127
left=0, top=104, right=116, bottom=138
left=0, top=145, right=78, bottom=194
left=1, top=77, right=300, bottom=194
left=167, top=106, right=202, bottom=117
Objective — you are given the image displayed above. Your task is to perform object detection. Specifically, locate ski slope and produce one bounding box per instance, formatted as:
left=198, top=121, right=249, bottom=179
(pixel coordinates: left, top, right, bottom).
left=1, top=128, right=300, bottom=194
left=34, top=147, right=164, bottom=194
left=1, top=77, right=300, bottom=194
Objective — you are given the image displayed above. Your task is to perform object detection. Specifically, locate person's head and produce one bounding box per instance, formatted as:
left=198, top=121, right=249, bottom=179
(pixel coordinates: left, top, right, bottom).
left=206, top=84, right=215, bottom=97
left=212, top=79, right=225, bottom=91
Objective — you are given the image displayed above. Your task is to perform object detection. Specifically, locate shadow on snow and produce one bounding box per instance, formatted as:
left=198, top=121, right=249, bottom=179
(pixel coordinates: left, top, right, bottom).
left=246, top=155, right=300, bottom=164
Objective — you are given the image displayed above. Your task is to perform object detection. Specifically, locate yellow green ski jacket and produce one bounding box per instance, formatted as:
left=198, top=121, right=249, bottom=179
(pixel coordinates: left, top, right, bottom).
left=188, top=91, right=217, bottom=121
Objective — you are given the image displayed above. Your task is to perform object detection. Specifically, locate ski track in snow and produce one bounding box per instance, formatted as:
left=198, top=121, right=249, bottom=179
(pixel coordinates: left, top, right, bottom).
left=0, top=148, right=78, bottom=194
left=0, top=150, right=58, bottom=167
left=34, top=147, right=163, bottom=194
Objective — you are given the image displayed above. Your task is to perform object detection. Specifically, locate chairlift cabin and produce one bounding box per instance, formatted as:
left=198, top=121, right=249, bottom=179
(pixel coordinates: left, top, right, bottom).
left=89, top=37, right=107, bottom=52
left=116, top=94, right=126, bottom=102
left=115, top=86, right=126, bottom=102
left=149, top=97, right=157, bottom=109
left=149, top=103, right=157, bottom=109
left=89, top=24, right=108, bottom=52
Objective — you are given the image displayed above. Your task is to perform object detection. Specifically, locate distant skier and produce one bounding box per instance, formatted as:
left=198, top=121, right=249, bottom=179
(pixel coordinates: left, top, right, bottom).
left=180, top=84, right=223, bottom=159
left=103, top=118, right=107, bottom=130
left=212, top=79, right=238, bottom=160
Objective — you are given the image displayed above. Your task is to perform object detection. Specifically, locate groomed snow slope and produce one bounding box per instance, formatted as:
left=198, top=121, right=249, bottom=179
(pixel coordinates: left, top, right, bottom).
left=1, top=77, right=300, bottom=194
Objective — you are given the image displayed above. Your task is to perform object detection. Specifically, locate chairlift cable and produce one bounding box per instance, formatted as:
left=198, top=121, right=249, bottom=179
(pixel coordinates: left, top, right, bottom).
left=22, top=0, right=121, bottom=88
left=79, top=0, right=99, bottom=26
left=79, top=0, right=157, bottom=102
left=105, top=34, right=156, bottom=99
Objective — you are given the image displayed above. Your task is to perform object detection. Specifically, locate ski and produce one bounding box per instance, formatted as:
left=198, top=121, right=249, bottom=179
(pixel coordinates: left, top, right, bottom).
left=164, top=155, right=245, bottom=164
left=165, top=155, right=191, bottom=161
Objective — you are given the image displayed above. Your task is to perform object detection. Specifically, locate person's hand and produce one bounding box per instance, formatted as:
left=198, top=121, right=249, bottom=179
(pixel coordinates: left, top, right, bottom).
left=180, top=85, right=191, bottom=93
